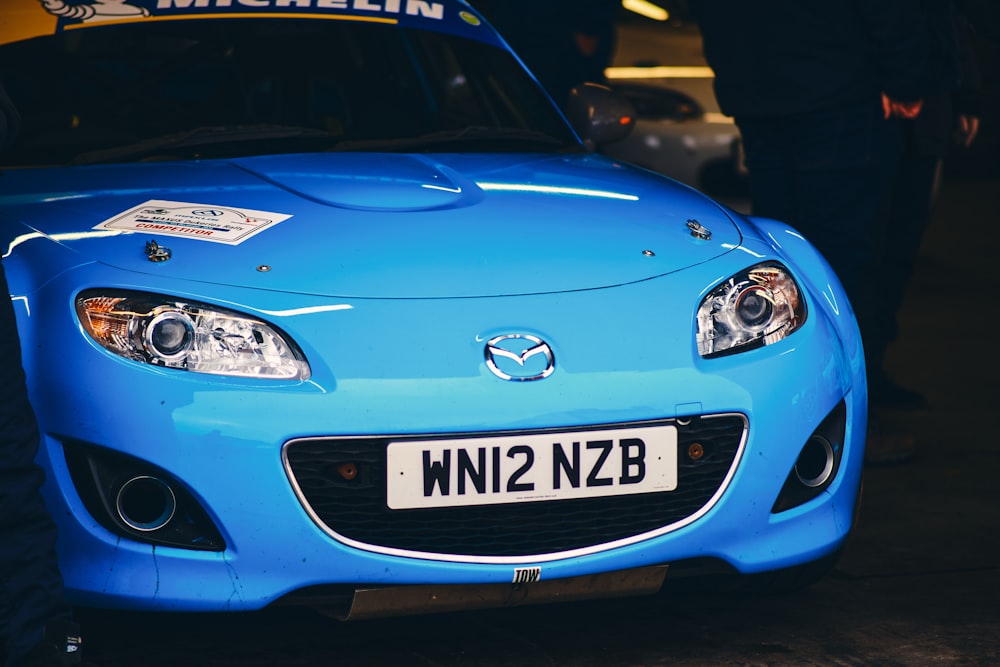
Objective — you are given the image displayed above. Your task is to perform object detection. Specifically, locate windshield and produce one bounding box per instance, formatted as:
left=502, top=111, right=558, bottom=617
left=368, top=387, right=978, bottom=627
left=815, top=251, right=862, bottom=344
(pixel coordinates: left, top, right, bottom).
left=0, top=19, right=579, bottom=167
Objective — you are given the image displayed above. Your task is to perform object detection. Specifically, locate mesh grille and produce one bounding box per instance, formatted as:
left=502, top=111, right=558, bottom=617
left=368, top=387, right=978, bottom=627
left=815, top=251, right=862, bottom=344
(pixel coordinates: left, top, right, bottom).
left=285, top=415, right=745, bottom=557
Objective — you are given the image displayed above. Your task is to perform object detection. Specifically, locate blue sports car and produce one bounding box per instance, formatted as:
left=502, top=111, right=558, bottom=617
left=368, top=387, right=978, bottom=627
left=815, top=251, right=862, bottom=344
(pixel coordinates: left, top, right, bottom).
left=0, top=0, right=866, bottom=618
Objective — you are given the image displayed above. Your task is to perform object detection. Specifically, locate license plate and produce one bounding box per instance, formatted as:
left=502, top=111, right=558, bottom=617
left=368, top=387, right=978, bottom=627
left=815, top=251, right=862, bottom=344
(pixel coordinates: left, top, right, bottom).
left=386, top=425, right=677, bottom=510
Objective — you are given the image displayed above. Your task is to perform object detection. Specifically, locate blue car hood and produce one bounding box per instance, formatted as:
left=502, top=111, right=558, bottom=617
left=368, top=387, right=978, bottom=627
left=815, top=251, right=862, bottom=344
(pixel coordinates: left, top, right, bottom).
left=2, top=153, right=741, bottom=298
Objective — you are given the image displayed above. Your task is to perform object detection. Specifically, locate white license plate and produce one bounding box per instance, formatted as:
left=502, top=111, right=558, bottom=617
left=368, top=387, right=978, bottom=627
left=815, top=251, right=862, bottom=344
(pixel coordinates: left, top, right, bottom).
left=386, top=425, right=677, bottom=510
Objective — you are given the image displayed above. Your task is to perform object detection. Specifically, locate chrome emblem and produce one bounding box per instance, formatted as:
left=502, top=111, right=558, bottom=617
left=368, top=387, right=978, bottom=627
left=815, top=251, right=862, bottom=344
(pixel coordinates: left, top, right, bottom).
left=485, top=334, right=554, bottom=382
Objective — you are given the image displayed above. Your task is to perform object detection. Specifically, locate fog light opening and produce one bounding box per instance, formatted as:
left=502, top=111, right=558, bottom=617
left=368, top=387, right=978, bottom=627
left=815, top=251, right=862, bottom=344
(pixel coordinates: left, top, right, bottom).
left=794, top=435, right=835, bottom=489
left=116, top=475, right=178, bottom=532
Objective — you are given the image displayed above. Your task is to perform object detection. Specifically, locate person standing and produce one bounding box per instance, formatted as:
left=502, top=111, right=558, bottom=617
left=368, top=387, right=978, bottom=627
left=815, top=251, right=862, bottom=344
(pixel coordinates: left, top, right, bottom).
left=688, top=0, right=926, bottom=302
left=0, top=87, right=94, bottom=667
left=687, top=0, right=929, bottom=462
left=864, top=1, right=985, bottom=414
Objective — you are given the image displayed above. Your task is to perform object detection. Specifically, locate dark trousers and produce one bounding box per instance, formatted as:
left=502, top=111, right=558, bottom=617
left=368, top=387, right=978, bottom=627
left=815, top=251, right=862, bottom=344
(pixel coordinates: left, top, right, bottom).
left=867, top=150, right=940, bottom=368
left=734, top=98, right=901, bottom=369
left=0, top=259, right=72, bottom=664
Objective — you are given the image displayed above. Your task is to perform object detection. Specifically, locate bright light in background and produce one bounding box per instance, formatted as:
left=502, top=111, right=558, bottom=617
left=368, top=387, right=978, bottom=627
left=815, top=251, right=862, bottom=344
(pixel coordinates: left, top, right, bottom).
left=622, top=0, right=669, bottom=21
left=605, top=66, right=715, bottom=79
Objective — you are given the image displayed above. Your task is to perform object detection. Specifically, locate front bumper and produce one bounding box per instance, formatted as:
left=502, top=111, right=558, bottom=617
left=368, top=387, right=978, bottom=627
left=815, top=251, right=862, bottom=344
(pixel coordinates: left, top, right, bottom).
left=24, top=262, right=865, bottom=612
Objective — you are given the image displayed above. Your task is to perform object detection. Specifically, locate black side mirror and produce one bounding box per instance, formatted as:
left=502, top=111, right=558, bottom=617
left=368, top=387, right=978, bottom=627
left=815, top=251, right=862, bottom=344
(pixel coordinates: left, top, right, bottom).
left=563, top=82, right=636, bottom=153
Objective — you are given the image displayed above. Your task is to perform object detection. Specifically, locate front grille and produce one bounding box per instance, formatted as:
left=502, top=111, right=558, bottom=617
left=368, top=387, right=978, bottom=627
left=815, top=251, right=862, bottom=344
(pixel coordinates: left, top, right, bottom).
left=284, top=415, right=745, bottom=558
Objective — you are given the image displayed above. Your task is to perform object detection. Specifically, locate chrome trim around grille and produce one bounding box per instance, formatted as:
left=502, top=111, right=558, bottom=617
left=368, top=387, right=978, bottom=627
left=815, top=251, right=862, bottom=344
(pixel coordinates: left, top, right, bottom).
left=282, top=414, right=748, bottom=565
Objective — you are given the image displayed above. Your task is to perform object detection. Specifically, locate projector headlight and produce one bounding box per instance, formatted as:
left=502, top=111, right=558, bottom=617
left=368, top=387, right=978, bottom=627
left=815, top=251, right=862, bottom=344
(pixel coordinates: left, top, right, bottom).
left=77, top=290, right=310, bottom=380
left=696, top=262, right=806, bottom=358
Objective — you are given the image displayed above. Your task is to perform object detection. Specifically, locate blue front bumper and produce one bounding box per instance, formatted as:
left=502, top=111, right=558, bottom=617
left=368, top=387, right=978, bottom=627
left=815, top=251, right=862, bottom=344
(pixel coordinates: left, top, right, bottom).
left=23, top=259, right=864, bottom=612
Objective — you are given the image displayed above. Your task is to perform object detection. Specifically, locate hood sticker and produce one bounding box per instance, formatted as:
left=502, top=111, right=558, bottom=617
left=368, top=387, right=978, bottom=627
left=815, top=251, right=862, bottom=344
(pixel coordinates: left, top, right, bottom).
left=94, top=200, right=291, bottom=245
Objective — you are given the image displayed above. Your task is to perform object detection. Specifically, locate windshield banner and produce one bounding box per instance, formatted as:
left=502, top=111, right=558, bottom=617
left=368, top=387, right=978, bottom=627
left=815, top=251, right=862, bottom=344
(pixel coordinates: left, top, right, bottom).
left=0, top=0, right=491, bottom=47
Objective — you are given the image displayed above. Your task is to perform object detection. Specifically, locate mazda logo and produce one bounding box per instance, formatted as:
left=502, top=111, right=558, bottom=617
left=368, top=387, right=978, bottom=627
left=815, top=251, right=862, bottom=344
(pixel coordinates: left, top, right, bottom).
left=484, top=334, right=554, bottom=381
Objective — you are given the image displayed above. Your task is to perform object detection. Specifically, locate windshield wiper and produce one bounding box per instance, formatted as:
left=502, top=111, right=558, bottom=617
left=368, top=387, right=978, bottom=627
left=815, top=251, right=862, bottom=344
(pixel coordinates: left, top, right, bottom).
left=331, top=126, right=571, bottom=152
left=71, top=124, right=341, bottom=165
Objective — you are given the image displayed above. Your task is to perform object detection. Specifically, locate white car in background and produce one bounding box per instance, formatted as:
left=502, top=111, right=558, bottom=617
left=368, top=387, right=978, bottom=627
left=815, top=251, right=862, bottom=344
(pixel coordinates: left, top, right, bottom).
left=601, top=77, right=746, bottom=197
left=601, top=18, right=747, bottom=198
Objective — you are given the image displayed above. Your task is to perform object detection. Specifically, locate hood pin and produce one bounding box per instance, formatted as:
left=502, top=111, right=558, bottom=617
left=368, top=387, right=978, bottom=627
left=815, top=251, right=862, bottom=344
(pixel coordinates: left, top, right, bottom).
left=144, top=239, right=172, bottom=262
left=686, top=219, right=712, bottom=240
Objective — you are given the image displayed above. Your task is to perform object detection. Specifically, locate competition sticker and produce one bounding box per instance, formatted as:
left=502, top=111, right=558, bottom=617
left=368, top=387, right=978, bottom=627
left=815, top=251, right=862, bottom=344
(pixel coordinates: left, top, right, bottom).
left=95, top=200, right=291, bottom=245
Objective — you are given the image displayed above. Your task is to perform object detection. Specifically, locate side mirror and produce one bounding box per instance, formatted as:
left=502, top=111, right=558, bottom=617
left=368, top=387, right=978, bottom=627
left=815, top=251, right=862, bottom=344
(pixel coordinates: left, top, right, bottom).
left=563, top=82, right=636, bottom=153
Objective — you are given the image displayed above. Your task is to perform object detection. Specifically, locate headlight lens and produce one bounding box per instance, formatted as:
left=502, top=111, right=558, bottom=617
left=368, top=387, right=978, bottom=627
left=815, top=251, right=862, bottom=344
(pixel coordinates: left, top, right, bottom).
left=77, top=290, right=310, bottom=380
left=696, top=262, right=806, bottom=358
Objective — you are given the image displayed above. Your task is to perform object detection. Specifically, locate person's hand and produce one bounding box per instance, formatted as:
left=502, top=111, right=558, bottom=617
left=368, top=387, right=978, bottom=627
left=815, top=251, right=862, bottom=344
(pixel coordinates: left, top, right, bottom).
left=573, top=31, right=600, bottom=58
left=954, top=114, right=980, bottom=148
left=881, top=93, right=923, bottom=120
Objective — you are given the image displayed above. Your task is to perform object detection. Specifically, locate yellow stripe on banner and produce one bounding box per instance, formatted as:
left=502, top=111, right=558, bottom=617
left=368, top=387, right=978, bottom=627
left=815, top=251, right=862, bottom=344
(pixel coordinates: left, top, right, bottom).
left=0, top=0, right=60, bottom=46
left=61, top=12, right=399, bottom=33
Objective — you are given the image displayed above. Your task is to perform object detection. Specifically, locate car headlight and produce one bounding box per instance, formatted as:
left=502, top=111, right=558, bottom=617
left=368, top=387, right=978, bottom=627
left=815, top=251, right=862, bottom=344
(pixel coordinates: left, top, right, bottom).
left=696, top=262, right=806, bottom=358
left=76, top=290, right=310, bottom=380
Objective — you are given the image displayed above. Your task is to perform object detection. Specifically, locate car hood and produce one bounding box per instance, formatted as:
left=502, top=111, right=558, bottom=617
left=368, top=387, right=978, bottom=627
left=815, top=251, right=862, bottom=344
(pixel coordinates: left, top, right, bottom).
left=1, top=153, right=741, bottom=298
